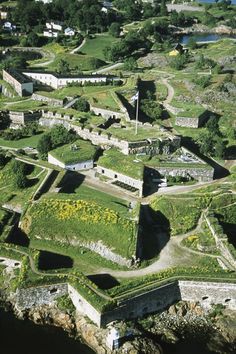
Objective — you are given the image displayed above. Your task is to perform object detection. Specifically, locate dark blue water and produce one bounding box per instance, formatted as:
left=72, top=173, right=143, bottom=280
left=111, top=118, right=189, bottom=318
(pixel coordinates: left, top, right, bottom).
left=199, top=0, right=236, bottom=3
left=0, top=307, right=94, bottom=354
left=180, top=33, right=236, bottom=44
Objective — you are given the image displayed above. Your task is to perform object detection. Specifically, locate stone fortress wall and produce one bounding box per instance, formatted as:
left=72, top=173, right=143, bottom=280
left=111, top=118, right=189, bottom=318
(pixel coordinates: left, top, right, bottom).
left=14, top=278, right=236, bottom=328
left=39, top=115, right=180, bottom=156
left=32, top=93, right=64, bottom=107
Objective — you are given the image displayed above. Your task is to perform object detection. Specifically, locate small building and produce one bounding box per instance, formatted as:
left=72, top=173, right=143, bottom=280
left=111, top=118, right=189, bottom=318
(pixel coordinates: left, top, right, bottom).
left=97, top=148, right=144, bottom=197
left=46, top=21, right=63, bottom=31
left=2, top=69, right=33, bottom=97
left=169, top=43, right=185, bottom=56
left=3, top=21, right=16, bottom=31
left=64, top=27, right=75, bottom=36
left=106, top=328, right=120, bottom=350
left=48, top=139, right=97, bottom=171
left=0, top=9, right=8, bottom=20
left=43, top=30, right=59, bottom=38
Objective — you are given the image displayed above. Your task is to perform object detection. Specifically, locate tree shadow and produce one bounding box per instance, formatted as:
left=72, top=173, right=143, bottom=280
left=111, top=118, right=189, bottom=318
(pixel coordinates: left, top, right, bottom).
left=225, top=145, right=236, bottom=160
left=137, top=205, right=170, bottom=260
left=6, top=226, right=29, bottom=247
left=215, top=213, right=236, bottom=248
left=181, top=136, right=229, bottom=179
left=27, top=178, right=39, bottom=188
left=87, top=274, right=120, bottom=290
left=38, top=250, right=73, bottom=270
left=58, top=171, right=85, bottom=194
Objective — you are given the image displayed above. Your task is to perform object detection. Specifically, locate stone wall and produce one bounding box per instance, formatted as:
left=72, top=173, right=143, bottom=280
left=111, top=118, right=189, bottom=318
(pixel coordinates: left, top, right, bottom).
left=205, top=214, right=236, bottom=269
left=96, top=165, right=143, bottom=197
left=90, top=105, right=124, bottom=120
left=101, top=282, right=181, bottom=327
left=156, top=165, right=214, bottom=182
left=32, top=93, right=64, bottom=107
left=179, top=281, right=236, bottom=309
left=9, top=110, right=42, bottom=125
left=39, top=113, right=180, bottom=156
left=12, top=276, right=236, bottom=328
left=68, top=284, right=101, bottom=327
left=15, top=283, right=68, bottom=310
left=176, top=114, right=206, bottom=128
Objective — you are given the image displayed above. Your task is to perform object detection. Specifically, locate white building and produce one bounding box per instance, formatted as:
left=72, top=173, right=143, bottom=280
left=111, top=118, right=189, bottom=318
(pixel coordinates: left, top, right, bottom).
left=46, top=21, right=63, bottom=31
left=22, top=71, right=108, bottom=89
left=106, top=328, right=120, bottom=350
left=48, top=153, right=94, bottom=171
left=43, top=30, right=59, bottom=38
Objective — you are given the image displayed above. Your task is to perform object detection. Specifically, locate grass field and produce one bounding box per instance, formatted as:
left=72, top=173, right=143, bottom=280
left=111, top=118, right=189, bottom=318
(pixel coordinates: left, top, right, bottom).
left=98, top=148, right=144, bottom=180
left=49, top=139, right=96, bottom=164
left=25, top=194, right=137, bottom=259
left=0, top=159, right=46, bottom=207
left=81, top=33, right=120, bottom=61
left=0, top=132, right=44, bottom=149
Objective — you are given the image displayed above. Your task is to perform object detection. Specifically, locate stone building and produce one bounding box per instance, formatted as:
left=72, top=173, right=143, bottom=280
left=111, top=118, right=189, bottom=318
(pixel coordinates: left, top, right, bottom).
left=3, top=69, right=33, bottom=97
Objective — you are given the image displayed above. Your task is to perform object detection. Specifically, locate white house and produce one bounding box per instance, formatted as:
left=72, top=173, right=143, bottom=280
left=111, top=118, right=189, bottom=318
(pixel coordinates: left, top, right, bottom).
left=43, top=30, right=59, bottom=38
left=46, top=21, right=63, bottom=31
left=64, top=27, right=75, bottom=36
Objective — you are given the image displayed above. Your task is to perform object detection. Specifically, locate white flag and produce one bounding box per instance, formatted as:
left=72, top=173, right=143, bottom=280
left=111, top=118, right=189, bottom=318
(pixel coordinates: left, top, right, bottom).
left=130, top=91, right=139, bottom=103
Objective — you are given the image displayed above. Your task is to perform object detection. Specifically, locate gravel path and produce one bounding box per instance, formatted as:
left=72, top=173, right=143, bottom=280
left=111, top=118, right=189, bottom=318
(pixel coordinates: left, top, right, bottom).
left=70, top=38, right=86, bottom=54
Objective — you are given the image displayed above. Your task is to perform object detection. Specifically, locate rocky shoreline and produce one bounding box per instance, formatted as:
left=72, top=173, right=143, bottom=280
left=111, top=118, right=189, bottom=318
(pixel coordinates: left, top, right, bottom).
left=1, top=289, right=235, bottom=354
left=175, top=24, right=236, bottom=35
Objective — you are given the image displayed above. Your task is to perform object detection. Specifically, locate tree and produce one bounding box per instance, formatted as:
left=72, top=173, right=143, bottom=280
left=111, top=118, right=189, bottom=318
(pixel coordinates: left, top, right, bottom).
left=37, top=133, right=52, bottom=158
left=160, top=0, right=168, bottom=16
left=14, top=171, right=27, bottom=189
left=193, top=75, right=211, bottom=88
left=0, top=151, right=7, bottom=167
left=23, top=31, right=40, bottom=47
left=57, top=59, right=70, bottom=75
left=205, top=116, right=220, bottom=135
left=188, top=38, right=197, bottom=50
left=140, top=99, right=163, bottom=121
left=214, top=137, right=226, bottom=159
left=170, top=54, right=189, bottom=70
left=73, top=97, right=90, bottom=112
left=50, top=125, right=73, bottom=147
left=124, top=57, right=137, bottom=71
left=109, top=22, right=121, bottom=38
left=197, top=131, right=214, bottom=155
left=11, top=159, right=27, bottom=175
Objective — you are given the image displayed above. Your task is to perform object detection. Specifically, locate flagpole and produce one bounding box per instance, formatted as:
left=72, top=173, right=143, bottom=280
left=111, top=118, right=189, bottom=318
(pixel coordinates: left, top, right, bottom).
left=135, top=91, right=139, bottom=135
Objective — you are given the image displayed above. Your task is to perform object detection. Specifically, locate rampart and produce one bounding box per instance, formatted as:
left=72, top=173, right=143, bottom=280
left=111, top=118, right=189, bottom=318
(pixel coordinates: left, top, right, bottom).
left=156, top=165, right=214, bottom=182
left=13, top=279, right=236, bottom=328
left=9, top=110, right=41, bottom=126
left=32, top=93, right=64, bottom=107
left=39, top=115, right=180, bottom=156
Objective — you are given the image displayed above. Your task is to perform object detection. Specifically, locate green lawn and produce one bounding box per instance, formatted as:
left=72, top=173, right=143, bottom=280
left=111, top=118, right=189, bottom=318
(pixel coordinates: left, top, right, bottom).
left=0, top=133, right=44, bottom=149
left=49, top=139, right=96, bottom=165
left=25, top=194, right=137, bottom=259
left=46, top=184, right=131, bottom=216
left=98, top=148, right=144, bottom=180
left=3, top=100, right=48, bottom=112
left=0, top=159, right=46, bottom=207
left=107, top=123, right=167, bottom=141
left=81, top=33, right=120, bottom=61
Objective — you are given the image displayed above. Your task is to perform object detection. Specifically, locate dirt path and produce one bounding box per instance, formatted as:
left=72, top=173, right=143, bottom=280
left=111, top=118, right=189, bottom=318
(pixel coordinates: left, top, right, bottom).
left=70, top=38, right=86, bottom=54
left=162, top=78, right=175, bottom=104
